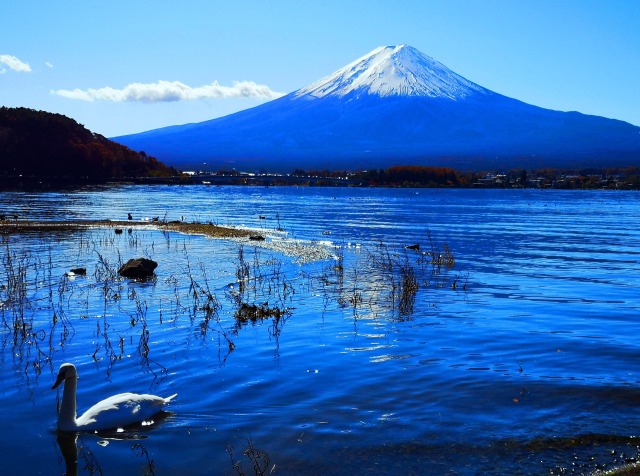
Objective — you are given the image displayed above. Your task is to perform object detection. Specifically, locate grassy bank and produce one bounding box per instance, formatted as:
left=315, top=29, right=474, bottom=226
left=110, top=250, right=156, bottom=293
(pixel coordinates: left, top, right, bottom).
left=0, top=219, right=253, bottom=239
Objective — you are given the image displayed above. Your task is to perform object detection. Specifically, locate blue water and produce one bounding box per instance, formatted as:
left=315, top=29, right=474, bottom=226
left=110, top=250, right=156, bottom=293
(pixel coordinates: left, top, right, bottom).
left=1, top=186, right=639, bottom=475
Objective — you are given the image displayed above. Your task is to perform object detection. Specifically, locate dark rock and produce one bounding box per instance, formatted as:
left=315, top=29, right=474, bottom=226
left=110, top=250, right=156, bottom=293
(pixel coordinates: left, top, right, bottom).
left=115, top=228, right=123, bottom=234
left=118, top=258, right=158, bottom=278
left=70, top=268, right=86, bottom=275
left=405, top=244, right=420, bottom=251
left=249, top=235, right=266, bottom=241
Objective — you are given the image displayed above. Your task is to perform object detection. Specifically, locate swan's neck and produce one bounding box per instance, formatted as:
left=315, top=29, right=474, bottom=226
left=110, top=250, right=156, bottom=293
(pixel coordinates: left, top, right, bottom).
left=58, top=377, right=78, bottom=430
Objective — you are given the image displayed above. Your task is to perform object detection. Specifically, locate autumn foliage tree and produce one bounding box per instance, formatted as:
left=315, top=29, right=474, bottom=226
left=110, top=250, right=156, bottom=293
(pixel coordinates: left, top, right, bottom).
left=0, top=107, right=176, bottom=179
left=354, top=165, right=464, bottom=187
left=383, top=165, right=463, bottom=186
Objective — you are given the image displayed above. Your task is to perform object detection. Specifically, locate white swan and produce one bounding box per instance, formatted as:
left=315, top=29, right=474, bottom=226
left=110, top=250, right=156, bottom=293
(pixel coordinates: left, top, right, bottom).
left=52, top=362, right=177, bottom=432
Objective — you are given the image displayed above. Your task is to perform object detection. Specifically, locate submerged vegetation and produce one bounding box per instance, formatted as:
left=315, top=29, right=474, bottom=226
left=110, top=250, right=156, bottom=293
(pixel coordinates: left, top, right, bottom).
left=0, top=219, right=462, bottom=382
left=0, top=219, right=466, bottom=474
left=2, top=203, right=640, bottom=474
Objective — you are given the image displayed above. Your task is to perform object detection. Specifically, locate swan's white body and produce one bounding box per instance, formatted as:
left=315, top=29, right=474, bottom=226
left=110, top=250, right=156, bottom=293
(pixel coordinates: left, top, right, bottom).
left=52, top=363, right=177, bottom=432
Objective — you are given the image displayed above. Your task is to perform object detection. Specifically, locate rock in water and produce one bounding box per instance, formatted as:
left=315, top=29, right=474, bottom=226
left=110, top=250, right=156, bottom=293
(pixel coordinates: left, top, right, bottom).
left=118, top=258, right=158, bottom=278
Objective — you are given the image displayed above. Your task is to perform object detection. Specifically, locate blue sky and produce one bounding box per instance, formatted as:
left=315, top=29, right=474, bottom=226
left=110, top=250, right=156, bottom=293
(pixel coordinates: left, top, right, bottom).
left=2, top=0, right=639, bottom=137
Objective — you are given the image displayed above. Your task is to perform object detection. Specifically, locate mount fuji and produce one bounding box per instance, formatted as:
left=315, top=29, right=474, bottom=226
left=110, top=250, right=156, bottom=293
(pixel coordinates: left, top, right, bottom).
left=113, top=45, right=640, bottom=172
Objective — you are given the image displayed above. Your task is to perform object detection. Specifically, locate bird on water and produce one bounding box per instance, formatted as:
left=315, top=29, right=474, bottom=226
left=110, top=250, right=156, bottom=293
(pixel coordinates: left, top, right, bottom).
left=52, top=362, right=177, bottom=431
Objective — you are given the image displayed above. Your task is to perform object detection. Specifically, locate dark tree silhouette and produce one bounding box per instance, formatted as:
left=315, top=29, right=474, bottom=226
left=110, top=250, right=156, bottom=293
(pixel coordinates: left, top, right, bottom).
left=0, top=107, right=177, bottom=179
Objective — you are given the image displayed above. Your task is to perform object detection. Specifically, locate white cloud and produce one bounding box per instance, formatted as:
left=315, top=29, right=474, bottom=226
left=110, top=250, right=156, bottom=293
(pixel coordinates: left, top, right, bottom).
left=0, top=54, right=32, bottom=72
left=45, top=61, right=54, bottom=69
left=52, top=79, right=285, bottom=102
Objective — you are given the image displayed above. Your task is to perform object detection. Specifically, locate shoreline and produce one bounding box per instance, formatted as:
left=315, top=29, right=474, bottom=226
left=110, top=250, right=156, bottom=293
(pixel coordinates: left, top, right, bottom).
left=1, top=168, right=639, bottom=190
left=0, top=219, right=334, bottom=263
left=0, top=219, right=253, bottom=239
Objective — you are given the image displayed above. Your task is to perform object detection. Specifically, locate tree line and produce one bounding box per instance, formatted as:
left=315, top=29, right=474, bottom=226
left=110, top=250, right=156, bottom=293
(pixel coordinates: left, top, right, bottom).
left=289, top=165, right=640, bottom=189
left=291, top=166, right=465, bottom=186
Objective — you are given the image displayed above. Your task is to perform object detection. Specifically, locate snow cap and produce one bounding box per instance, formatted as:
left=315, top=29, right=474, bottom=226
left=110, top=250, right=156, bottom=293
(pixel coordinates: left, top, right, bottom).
left=295, top=44, right=489, bottom=100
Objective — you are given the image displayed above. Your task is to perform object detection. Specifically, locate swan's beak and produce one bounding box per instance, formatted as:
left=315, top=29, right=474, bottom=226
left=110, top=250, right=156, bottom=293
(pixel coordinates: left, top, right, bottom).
left=52, top=372, right=65, bottom=390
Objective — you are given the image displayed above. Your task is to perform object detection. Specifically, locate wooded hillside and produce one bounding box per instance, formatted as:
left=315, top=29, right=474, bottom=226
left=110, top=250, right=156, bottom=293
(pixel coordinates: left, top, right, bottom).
left=0, top=107, right=176, bottom=179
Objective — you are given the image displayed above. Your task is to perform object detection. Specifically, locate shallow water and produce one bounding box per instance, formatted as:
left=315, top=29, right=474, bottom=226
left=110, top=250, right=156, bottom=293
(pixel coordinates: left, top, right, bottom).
left=1, top=186, right=639, bottom=475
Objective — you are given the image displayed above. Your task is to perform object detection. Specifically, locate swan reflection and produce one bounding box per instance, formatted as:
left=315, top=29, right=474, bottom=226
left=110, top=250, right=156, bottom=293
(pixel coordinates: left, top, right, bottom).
left=55, top=411, right=172, bottom=475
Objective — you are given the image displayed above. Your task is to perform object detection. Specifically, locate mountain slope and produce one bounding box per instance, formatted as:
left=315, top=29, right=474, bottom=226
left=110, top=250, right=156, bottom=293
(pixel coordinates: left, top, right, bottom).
left=113, top=45, right=640, bottom=172
left=0, top=107, right=176, bottom=178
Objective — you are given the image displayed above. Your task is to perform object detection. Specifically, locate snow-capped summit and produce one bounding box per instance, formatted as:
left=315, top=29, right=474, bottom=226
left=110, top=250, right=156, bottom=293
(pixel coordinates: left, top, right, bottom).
left=114, top=44, right=640, bottom=173
left=294, top=44, right=489, bottom=100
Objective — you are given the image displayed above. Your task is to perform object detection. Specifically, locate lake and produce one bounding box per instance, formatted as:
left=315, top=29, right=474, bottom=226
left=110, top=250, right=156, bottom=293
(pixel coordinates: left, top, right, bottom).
left=1, top=185, right=639, bottom=475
